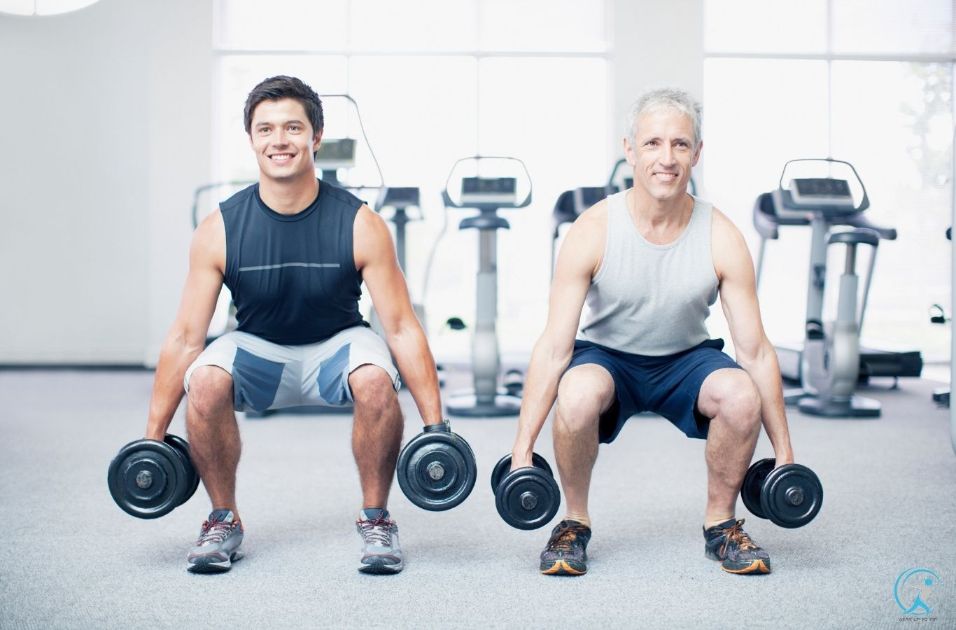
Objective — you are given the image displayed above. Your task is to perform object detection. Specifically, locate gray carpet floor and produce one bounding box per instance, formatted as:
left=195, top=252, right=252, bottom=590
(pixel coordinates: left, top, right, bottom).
left=1, top=370, right=954, bottom=629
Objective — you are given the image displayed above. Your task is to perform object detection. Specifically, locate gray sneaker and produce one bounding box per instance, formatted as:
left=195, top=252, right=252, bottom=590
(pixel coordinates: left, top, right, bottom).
left=355, top=509, right=403, bottom=575
left=187, top=509, right=244, bottom=574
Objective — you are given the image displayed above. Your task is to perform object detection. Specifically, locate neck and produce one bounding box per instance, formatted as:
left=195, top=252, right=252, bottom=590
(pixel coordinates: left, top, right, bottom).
left=628, top=185, right=690, bottom=226
left=258, top=175, right=319, bottom=215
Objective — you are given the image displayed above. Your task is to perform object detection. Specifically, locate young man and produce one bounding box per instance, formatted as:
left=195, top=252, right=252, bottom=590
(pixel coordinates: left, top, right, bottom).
left=509, top=88, right=795, bottom=576
left=143, top=75, right=443, bottom=575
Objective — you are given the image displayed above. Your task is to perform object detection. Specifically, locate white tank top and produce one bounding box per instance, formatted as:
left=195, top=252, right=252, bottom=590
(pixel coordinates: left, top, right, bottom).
left=578, top=190, right=718, bottom=356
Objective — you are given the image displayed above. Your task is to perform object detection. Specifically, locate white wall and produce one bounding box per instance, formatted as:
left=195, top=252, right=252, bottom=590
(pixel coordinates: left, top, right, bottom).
left=0, top=0, right=212, bottom=364
left=608, top=0, right=704, bottom=162
left=0, top=0, right=700, bottom=365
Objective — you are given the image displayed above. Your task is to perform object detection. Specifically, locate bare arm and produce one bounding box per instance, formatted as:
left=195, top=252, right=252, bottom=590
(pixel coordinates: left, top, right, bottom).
left=511, top=203, right=606, bottom=468
left=712, top=209, right=794, bottom=464
left=145, top=211, right=225, bottom=440
left=354, top=205, right=442, bottom=426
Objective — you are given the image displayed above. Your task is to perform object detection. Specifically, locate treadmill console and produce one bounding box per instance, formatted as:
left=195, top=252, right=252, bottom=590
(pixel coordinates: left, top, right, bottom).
left=790, top=178, right=854, bottom=209
left=461, top=177, right=518, bottom=206
left=381, top=186, right=420, bottom=208
left=314, top=138, right=357, bottom=169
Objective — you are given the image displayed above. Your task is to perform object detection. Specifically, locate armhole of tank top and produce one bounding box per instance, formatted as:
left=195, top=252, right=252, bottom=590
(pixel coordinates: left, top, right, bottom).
left=348, top=202, right=361, bottom=275
left=219, top=204, right=235, bottom=284
left=703, top=202, right=720, bottom=294
left=590, top=195, right=616, bottom=285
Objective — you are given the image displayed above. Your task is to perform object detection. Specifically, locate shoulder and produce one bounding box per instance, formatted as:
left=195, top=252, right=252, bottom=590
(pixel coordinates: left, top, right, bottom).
left=353, top=204, right=392, bottom=268
left=321, top=181, right=364, bottom=211
left=709, top=205, right=746, bottom=244
left=190, top=209, right=226, bottom=270
left=219, top=183, right=257, bottom=214
left=559, top=197, right=609, bottom=278
left=569, top=196, right=609, bottom=239
left=708, top=205, right=753, bottom=279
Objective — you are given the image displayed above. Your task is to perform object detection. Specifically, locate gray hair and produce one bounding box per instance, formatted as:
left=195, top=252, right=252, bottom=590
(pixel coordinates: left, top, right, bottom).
left=625, top=88, right=702, bottom=148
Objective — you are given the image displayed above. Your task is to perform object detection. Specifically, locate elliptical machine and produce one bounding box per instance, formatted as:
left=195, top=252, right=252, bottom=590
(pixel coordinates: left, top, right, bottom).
left=441, top=156, right=532, bottom=417
left=754, top=158, right=894, bottom=418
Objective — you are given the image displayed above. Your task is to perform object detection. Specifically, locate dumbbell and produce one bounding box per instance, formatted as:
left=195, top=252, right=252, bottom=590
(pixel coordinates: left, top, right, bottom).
left=741, top=458, right=823, bottom=528
left=491, top=453, right=560, bottom=530
left=108, top=434, right=200, bottom=519
left=396, top=421, right=476, bottom=511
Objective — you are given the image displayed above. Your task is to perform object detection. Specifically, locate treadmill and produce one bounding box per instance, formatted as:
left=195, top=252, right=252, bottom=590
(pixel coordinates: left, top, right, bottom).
left=752, top=161, right=923, bottom=384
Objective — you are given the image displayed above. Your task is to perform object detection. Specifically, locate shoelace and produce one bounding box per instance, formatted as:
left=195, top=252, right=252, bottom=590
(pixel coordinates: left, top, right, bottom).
left=196, top=520, right=235, bottom=546
left=547, top=527, right=583, bottom=553
left=721, top=519, right=757, bottom=554
left=357, top=516, right=393, bottom=547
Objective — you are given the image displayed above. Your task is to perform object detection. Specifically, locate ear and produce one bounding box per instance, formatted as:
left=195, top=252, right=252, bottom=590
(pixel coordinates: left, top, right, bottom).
left=623, top=136, right=637, bottom=166
left=312, top=131, right=323, bottom=153
left=691, top=140, right=703, bottom=167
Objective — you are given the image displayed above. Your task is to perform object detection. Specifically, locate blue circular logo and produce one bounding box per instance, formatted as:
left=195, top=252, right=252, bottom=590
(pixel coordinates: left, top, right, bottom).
left=894, top=568, right=940, bottom=616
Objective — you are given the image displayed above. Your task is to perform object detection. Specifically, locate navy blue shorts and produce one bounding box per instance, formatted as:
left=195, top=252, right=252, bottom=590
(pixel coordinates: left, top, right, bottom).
left=565, top=338, right=742, bottom=443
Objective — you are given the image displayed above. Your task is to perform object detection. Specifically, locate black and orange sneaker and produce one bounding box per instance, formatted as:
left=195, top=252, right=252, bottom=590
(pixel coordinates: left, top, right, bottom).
left=704, top=518, right=771, bottom=575
left=539, top=519, right=591, bottom=576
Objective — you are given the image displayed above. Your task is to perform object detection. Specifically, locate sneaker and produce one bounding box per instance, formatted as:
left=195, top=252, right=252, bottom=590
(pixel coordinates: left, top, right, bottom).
left=186, top=509, right=244, bottom=574
left=355, top=509, right=403, bottom=575
left=539, top=519, right=591, bottom=576
left=703, top=518, right=771, bottom=575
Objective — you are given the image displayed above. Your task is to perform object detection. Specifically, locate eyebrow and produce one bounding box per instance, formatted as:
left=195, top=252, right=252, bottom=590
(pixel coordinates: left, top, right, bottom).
left=255, top=119, right=306, bottom=129
left=642, top=135, right=692, bottom=144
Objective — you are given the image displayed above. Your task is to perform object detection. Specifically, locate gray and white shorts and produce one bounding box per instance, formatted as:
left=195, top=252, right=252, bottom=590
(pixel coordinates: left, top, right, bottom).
left=184, top=326, right=400, bottom=413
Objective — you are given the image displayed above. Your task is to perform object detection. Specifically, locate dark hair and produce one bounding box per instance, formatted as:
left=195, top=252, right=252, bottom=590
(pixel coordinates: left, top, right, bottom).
left=243, top=75, right=324, bottom=135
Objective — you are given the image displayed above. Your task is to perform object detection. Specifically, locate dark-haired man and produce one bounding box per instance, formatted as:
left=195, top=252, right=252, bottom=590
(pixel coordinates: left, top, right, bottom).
left=144, top=75, right=443, bottom=575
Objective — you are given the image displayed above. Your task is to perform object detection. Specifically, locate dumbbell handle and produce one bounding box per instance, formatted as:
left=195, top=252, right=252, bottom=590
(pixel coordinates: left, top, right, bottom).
left=423, top=420, right=451, bottom=433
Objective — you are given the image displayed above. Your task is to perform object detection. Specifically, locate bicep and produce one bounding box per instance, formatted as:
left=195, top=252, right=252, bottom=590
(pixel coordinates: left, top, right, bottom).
left=171, top=213, right=225, bottom=344
left=542, top=220, right=600, bottom=351
left=354, top=207, right=413, bottom=329
left=714, top=214, right=767, bottom=359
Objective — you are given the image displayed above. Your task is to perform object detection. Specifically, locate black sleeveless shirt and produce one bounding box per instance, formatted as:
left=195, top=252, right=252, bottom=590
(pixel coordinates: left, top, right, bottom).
left=220, top=180, right=367, bottom=345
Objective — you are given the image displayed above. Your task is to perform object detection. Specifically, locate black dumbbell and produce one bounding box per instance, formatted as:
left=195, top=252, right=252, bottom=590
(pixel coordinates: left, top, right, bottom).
left=108, top=434, right=199, bottom=519
left=396, top=421, right=476, bottom=511
left=741, top=458, right=823, bottom=528
left=491, top=453, right=560, bottom=530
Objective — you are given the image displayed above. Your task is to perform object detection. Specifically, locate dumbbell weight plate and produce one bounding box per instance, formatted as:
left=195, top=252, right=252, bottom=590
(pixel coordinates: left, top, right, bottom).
left=163, top=434, right=200, bottom=506
left=490, top=453, right=553, bottom=491
left=397, top=431, right=477, bottom=511
left=108, top=439, right=188, bottom=519
left=760, top=464, right=823, bottom=529
left=495, top=467, right=560, bottom=530
left=741, top=458, right=775, bottom=520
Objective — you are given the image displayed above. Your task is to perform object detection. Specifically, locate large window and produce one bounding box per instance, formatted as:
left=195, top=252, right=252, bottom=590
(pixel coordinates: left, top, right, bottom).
left=703, top=0, right=954, bottom=362
left=211, top=0, right=610, bottom=359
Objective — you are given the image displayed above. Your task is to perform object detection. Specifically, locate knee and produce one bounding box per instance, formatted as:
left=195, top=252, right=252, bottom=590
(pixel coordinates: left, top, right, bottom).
left=349, top=365, right=397, bottom=412
left=713, top=374, right=761, bottom=432
left=555, top=373, right=609, bottom=434
left=187, top=366, right=234, bottom=419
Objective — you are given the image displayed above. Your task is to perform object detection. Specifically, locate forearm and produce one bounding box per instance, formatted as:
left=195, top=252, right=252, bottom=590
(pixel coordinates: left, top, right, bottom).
left=512, top=337, right=572, bottom=459
left=145, top=334, right=204, bottom=440
left=739, top=343, right=794, bottom=462
left=384, top=320, right=443, bottom=426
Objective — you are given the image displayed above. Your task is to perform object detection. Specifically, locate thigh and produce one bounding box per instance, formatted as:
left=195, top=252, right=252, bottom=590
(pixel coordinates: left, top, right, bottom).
left=185, top=331, right=301, bottom=413
left=301, top=326, right=401, bottom=407
left=565, top=341, right=640, bottom=444
left=644, top=346, right=742, bottom=440
left=557, top=363, right=617, bottom=414
left=697, top=367, right=758, bottom=419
